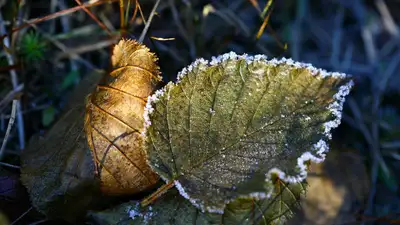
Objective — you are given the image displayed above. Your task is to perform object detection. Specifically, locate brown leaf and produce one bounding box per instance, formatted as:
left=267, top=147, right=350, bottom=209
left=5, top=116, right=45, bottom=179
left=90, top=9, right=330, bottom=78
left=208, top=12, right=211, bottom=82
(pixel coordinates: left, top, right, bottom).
left=85, top=39, right=161, bottom=195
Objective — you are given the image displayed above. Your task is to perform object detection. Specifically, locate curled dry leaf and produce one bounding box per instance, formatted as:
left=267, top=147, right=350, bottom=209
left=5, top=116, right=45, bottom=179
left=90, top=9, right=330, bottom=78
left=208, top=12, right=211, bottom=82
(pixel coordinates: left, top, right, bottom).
left=85, top=39, right=161, bottom=195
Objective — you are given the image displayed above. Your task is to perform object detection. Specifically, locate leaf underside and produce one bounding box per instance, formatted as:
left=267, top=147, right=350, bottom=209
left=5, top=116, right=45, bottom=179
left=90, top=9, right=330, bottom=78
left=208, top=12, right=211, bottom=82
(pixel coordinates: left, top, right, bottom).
left=89, top=180, right=306, bottom=225
left=20, top=71, right=104, bottom=221
left=145, top=57, right=351, bottom=212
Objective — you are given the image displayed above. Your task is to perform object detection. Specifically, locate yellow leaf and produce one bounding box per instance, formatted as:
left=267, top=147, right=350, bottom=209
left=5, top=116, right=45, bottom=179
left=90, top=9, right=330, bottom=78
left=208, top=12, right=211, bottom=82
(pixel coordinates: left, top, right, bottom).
left=85, top=39, right=162, bottom=195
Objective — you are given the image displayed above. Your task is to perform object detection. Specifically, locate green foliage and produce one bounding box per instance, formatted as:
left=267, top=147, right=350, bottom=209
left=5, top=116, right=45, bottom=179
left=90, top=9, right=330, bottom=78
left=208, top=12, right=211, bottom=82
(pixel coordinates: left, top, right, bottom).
left=144, top=53, right=353, bottom=212
left=41, top=106, right=56, bottom=127
left=19, top=30, right=47, bottom=62
left=61, top=70, right=80, bottom=91
left=88, top=180, right=306, bottom=225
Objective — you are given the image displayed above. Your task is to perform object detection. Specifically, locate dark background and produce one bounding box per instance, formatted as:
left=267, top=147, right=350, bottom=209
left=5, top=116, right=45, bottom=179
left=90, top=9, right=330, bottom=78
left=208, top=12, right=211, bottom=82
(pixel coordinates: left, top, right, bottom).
left=0, top=0, right=399, bottom=224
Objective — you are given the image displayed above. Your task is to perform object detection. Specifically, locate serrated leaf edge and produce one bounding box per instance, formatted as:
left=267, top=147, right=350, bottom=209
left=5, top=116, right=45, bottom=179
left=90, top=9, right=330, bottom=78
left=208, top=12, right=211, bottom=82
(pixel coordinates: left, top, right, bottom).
left=142, top=52, right=354, bottom=214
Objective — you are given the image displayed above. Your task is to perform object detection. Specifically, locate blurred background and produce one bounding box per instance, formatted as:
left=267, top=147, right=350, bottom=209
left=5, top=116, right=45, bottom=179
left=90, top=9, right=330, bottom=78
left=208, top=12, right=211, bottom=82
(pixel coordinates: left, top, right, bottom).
left=0, top=0, right=399, bottom=224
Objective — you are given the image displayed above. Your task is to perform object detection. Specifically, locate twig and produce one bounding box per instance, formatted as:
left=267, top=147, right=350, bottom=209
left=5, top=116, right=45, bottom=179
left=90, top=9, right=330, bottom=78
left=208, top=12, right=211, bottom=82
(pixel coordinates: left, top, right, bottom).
left=138, top=0, right=161, bottom=43
left=290, top=0, right=307, bottom=60
left=330, top=6, right=344, bottom=68
left=256, top=7, right=272, bottom=39
left=10, top=207, right=33, bottom=225
left=58, top=0, right=79, bottom=73
left=360, top=158, right=379, bottom=225
left=1, top=104, right=52, bottom=119
left=98, top=12, right=116, bottom=33
left=247, top=0, right=261, bottom=13
left=168, top=0, right=196, bottom=58
left=1, top=0, right=118, bottom=40
left=375, top=0, right=399, bottom=37
left=0, top=100, right=17, bottom=161
left=28, top=219, right=49, bottom=225
left=129, top=0, right=140, bottom=25
left=378, top=49, right=400, bottom=91
left=361, top=24, right=377, bottom=64
left=0, top=162, right=20, bottom=169
left=55, top=39, right=117, bottom=61
left=0, top=83, right=24, bottom=113
left=0, top=13, right=25, bottom=150
left=74, top=0, right=112, bottom=35
left=33, top=24, right=97, bottom=70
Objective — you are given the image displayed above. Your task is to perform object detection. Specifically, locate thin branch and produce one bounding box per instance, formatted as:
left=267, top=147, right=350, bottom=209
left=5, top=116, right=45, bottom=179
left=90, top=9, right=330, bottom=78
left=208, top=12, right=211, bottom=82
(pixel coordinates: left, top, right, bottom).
left=138, top=0, right=161, bottom=43
left=0, top=13, right=25, bottom=150
left=74, top=0, right=112, bottom=35
left=129, top=0, right=140, bottom=25
left=0, top=84, right=24, bottom=113
left=0, top=0, right=118, bottom=40
left=0, top=162, right=20, bottom=169
left=33, top=24, right=97, bottom=70
left=0, top=100, right=17, bottom=160
left=375, top=0, right=399, bottom=37
left=10, top=207, right=33, bottom=225
left=55, top=39, right=117, bottom=61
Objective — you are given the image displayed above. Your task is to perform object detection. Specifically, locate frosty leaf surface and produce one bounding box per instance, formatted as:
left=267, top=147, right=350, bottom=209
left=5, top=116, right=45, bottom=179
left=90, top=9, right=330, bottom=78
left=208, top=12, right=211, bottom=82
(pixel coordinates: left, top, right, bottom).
left=144, top=53, right=353, bottom=212
left=20, top=71, right=104, bottom=221
left=89, top=179, right=306, bottom=225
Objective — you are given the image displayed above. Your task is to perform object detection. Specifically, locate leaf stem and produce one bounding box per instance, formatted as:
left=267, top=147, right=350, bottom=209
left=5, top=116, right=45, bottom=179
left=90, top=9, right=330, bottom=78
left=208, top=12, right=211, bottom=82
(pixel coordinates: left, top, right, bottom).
left=141, top=180, right=175, bottom=207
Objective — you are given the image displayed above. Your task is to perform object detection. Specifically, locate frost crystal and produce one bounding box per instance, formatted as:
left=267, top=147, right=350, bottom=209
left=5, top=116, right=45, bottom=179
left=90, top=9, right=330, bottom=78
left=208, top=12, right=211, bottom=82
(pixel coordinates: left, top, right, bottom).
left=127, top=202, right=155, bottom=224
left=177, top=58, right=208, bottom=83
left=143, top=51, right=353, bottom=214
left=174, top=180, right=225, bottom=214
left=248, top=192, right=267, bottom=199
left=323, top=80, right=354, bottom=138
left=209, top=108, right=216, bottom=115
left=143, top=85, right=170, bottom=137
left=128, top=204, right=141, bottom=219
left=265, top=139, right=330, bottom=185
left=173, top=52, right=350, bottom=84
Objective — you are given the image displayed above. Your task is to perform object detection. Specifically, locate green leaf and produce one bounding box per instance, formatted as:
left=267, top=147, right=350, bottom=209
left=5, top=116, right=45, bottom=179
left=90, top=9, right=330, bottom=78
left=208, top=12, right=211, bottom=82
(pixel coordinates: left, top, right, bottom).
left=20, top=71, right=104, bottom=222
left=144, top=53, right=353, bottom=212
left=61, top=70, right=80, bottom=91
left=19, top=30, right=47, bottom=62
left=89, top=179, right=306, bottom=225
left=41, top=106, right=56, bottom=127
left=378, top=165, right=398, bottom=192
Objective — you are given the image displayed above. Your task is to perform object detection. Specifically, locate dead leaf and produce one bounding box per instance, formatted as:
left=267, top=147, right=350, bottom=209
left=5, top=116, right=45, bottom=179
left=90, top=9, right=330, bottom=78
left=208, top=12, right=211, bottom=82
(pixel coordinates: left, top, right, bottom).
left=84, top=39, right=161, bottom=195
left=20, top=71, right=104, bottom=222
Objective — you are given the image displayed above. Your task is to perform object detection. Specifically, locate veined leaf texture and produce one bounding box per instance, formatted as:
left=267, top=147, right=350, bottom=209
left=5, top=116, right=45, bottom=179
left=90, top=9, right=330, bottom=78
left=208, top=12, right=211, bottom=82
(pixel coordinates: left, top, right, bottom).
left=21, top=39, right=353, bottom=224
left=89, top=179, right=306, bottom=225
left=144, top=52, right=353, bottom=213
left=85, top=39, right=161, bottom=195
left=20, top=71, right=104, bottom=222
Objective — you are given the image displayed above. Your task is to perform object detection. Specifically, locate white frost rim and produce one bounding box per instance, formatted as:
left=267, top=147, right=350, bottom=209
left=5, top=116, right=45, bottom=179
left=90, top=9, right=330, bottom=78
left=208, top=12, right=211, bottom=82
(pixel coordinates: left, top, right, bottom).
left=142, top=51, right=354, bottom=214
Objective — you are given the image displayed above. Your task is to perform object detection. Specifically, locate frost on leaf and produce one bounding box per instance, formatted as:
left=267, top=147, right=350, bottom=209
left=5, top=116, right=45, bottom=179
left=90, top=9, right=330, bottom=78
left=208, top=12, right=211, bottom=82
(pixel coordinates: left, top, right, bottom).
left=88, top=179, right=305, bottom=225
left=144, top=52, right=353, bottom=213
